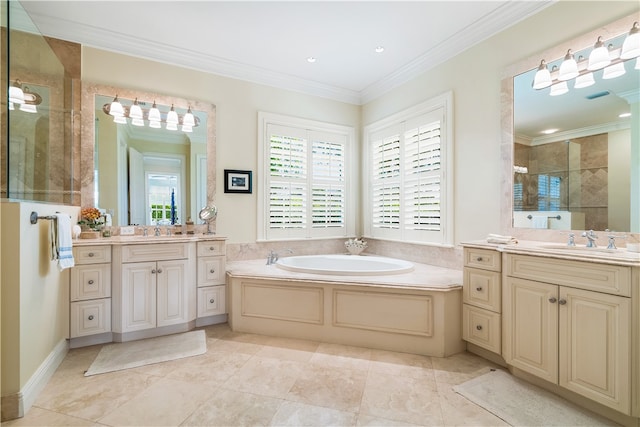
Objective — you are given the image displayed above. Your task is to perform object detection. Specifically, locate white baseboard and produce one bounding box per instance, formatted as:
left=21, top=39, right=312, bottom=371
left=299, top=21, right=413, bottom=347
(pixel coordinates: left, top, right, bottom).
left=4, top=338, right=69, bottom=420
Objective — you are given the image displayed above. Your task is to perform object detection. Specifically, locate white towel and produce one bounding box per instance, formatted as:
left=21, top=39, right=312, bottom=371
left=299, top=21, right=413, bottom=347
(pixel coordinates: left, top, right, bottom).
left=51, top=213, right=75, bottom=271
left=531, top=215, right=548, bottom=229
left=486, top=234, right=518, bottom=245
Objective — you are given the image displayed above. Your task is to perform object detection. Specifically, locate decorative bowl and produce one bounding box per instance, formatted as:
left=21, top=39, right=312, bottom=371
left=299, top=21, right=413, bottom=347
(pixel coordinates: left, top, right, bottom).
left=345, top=238, right=367, bottom=255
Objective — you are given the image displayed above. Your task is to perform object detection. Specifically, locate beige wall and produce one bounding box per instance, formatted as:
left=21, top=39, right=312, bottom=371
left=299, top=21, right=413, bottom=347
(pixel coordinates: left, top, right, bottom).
left=1, top=202, right=78, bottom=398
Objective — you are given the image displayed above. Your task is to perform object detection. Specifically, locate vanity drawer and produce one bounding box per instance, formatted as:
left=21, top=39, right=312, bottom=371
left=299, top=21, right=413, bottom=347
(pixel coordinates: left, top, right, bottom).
left=70, top=264, right=111, bottom=301
left=506, top=254, right=631, bottom=297
left=462, top=304, right=501, bottom=354
left=463, top=267, right=501, bottom=312
left=464, top=248, right=501, bottom=272
left=122, top=242, right=190, bottom=262
left=197, top=285, right=226, bottom=317
left=73, top=245, right=111, bottom=264
left=197, top=257, right=226, bottom=287
left=70, top=299, right=112, bottom=338
left=197, top=241, right=225, bottom=257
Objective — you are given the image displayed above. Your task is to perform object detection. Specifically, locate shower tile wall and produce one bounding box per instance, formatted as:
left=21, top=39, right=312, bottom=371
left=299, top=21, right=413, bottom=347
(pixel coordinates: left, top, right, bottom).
left=514, top=133, right=608, bottom=230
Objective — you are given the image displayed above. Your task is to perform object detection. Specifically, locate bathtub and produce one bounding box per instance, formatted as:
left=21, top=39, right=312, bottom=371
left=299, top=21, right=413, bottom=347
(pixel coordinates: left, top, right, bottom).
left=227, top=256, right=464, bottom=357
left=276, top=254, right=414, bottom=275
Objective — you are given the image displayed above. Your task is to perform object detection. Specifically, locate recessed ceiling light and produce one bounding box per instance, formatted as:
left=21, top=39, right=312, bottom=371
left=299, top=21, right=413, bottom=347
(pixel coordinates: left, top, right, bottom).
left=307, top=57, right=316, bottom=63
left=375, top=46, right=385, bottom=53
left=541, top=129, right=558, bottom=135
left=619, top=112, right=631, bottom=118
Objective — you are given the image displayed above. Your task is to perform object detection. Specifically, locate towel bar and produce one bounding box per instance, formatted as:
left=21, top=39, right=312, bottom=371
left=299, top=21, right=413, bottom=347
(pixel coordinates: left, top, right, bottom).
left=30, top=211, right=58, bottom=224
left=527, top=214, right=561, bottom=220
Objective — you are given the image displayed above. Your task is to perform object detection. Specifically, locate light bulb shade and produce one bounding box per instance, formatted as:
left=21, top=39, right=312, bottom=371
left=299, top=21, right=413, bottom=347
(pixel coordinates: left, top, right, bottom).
left=148, top=103, right=161, bottom=122
left=113, top=115, right=127, bottom=124
left=166, top=106, right=179, bottom=125
left=20, top=103, right=38, bottom=113
left=620, top=22, right=640, bottom=59
left=149, top=120, right=162, bottom=129
left=8, top=102, right=14, bottom=110
left=129, top=102, right=143, bottom=120
left=109, top=96, right=125, bottom=117
left=166, top=122, right=178, bottom=131
left=181, top=125, right=193, bottom=133
left=131, top=118, right=144, bottom=127
left=9, top=84, right=25, bottom=104
left=549, top=81, right=568, bottom=96
left=587, top=38, right=610, bottom=70
left=532, top=60, right=552, bottom=89
left=558, top=50, right=579, bottom=81
left=574, top=72, right=595, bottom=89
left=182, top=108, right=195, bottom=127
left=602, top=62, right=626, bottom=79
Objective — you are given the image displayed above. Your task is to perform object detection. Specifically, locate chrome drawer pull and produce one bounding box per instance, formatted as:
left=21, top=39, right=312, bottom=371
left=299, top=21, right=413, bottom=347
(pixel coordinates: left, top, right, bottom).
left=210, top=269, right=215, bottom=273
left=209, top=298, right=215, bottom=304
left=88, top=315, right=94, bottom=320
left=209, top=246, right=215, bottom=251
left=476, top=256, right=483, bottom=261
left=558, top=299, right=567, bottom=305
left=549, top=297, right=557, bottom=303
left=157, top=268, right=163, bottom=274
left=88, top=280, right=94, bottom=285
left=88, top=253, right=94, bottom=257
left=476, top=325, right=482, bottom=330
left=476, top=287, right=483, bottom=291
left=151, top=269, right=156, bottom=274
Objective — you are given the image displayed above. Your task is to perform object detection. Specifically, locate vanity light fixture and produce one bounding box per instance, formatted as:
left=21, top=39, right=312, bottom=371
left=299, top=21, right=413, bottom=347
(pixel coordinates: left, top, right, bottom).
left=8, top=80, right=43, bottom=113
left=532, top=21, right=640, bottom=96
left=307, top=56, right=316, bottom=63
left=148, top=101, right=162, bottom=128
left=8, top=80, right=25, bottom=105
left=166, top=104, right=179, bottom=131
left=129, top=98, right=144, bottom=126
left=108, top=95, right=125, bottom=117
left=375, top=46, right=385, bottom=53
left=102, top=97, right=199, bottom=131
left=619, top=112, right=631, bottom=118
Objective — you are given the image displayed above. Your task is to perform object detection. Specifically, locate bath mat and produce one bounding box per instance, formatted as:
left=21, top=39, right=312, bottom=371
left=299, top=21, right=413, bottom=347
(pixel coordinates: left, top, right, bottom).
left=453, top=369, right=616, bottom=426
left=85, top=330, right=206, bottom=376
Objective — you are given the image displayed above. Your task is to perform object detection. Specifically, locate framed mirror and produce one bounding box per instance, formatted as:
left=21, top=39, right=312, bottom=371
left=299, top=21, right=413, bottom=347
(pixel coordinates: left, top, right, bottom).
left=503, top=13, right=639, bottom=234
left=81, top=83, right=216, bottom=227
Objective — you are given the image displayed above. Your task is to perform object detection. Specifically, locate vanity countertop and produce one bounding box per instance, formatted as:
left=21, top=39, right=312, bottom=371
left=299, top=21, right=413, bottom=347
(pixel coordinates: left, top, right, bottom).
left=462, top=239, right=640, bottom=267
left=72, top=234, right=227, bottom=247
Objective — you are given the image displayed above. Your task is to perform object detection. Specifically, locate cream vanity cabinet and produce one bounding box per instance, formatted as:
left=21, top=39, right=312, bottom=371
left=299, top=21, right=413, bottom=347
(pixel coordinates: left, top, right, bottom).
left=196, top=240, right=227, bottom=325
left=503, top=253, right=632, bottom=415
left=112, top=242, right=196, bottom=340
left=462, top=246, right=501, bottom=354
left=69, top=245, right=112, bottom=347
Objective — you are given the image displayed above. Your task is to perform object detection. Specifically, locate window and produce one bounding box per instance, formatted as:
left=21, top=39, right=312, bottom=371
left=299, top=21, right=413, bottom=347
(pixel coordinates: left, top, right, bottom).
left=363, top=92, right=453, bottom=245
left=258, top=113, right=355, bottom=241
left=537, top=174, right=561, bottom=211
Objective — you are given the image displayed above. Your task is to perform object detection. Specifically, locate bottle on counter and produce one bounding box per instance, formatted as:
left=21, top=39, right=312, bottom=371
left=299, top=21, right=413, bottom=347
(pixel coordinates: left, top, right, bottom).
left=186, top=217, right=194, bottom=235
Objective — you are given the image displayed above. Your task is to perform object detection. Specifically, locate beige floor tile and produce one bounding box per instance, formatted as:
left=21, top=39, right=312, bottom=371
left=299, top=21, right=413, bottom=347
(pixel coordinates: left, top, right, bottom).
left=165, top=349, right=252, bottom=383
left=97, top=377, right=215, bottom=426
left=286, top=364, right=367, bottom=412
left=437, top=385, right=510, bottom=427
left=255, top=336, right=320, bottom=362
left=269, top=401, right=357, bottom=426
left=356, top=413, right=422, bottom=426
left=310, top=342, right=372, bottom=371
left=368, top=348, right=435, bottom=380
left=34, top=370, right=161, bottom=422
left=360, top=371, right=444, bottom=426
left=181, top=388, right=283, bottom=426
left=431, top=352, right=499, bottom=386
left=1, top=407, right=102, bottom=426
left=223, top=356, right=306, bottom=398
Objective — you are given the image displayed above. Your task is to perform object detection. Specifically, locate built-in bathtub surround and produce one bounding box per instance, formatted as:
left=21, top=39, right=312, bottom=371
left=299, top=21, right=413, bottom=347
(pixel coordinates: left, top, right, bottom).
left=227, top=258, right=464, bottom=357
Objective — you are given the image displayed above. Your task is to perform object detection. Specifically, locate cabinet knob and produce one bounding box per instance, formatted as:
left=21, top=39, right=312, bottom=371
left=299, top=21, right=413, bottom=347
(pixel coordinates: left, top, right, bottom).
left=157, top=268, right=163, bottom=274
left=88, top=315, right=94, bottom=320
left=476, top=325, right=482, bottom=330
left=88, top=279, right=94, bottom=285
left=476, top=256, right=483, bottom=261
left=209, top=246, right=215, bottom=251
left=88, top=252, right=94, bottom=257
left=209, top=298, right=215, bottom=303
left=558, top=299, right=567, bottom=305
left=210, top=269, right=215, bottom=273
left=151, top=269, right=156, bottom=274
left=476, top=287, right=483, bottom=292
left=549, top=297, right=557, bottom=303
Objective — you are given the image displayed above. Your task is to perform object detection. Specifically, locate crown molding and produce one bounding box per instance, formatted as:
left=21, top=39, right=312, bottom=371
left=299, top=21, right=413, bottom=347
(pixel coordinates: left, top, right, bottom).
left=20, top=1, right=554, bottom=106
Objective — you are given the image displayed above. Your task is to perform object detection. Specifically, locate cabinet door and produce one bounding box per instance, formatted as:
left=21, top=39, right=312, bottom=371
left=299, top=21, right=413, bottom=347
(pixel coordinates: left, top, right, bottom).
left=559, top=287, right=631, bottom=414
left=121, top=262, right=157, bottom=332
left=503, top=277, right=558, bottom=383
left=156, top=259, right=191, bottom=327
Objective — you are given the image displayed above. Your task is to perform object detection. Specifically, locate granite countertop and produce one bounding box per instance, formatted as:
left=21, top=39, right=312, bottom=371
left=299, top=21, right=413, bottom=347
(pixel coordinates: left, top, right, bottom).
left=72, top=234, right=227, bottom=246
left=226, top=258, right=463, bottom=291
left=462, top=239, right=640, bottom=267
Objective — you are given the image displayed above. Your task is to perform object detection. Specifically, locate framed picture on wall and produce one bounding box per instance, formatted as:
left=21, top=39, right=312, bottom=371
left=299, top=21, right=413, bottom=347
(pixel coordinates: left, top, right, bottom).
left=224, top=169, right=252, bottom=194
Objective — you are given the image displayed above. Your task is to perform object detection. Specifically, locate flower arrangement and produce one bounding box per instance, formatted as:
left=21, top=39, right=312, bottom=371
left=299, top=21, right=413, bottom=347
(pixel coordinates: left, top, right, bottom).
left=79, top=207, right=103, bottom=230
left=345, top=238, right=367, bottom=255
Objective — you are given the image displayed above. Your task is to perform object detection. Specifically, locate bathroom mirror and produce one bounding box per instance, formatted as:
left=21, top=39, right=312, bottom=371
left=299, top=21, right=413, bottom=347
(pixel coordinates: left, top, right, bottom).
left=504, top=13, right=639, bottom=233
left=81, top=83, right=217, bottom=226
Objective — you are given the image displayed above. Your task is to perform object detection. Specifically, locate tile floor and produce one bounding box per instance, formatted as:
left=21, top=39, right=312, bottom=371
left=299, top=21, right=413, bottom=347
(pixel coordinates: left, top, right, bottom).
left=5, top=323, right=510, bottom=427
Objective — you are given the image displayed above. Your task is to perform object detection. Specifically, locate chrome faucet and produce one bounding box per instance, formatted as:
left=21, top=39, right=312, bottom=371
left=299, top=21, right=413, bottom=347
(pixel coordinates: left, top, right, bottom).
left=581, top=230, right=598, bottom=248
left=266, top=250, right=278, bottom=265
left=142, top=227, right=148, bottom=237
left=154, top=224, right=161, bottom=237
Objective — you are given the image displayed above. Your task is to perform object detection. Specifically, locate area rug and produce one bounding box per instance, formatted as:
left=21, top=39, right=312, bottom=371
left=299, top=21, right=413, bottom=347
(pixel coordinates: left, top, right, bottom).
left=453, top=369, right=616, bottom=426
left=85, top=330, right=206, bottom=376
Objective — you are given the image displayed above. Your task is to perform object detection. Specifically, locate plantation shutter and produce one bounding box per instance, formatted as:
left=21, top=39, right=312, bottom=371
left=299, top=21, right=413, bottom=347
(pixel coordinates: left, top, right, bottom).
left=371, top=126, right=402, bottom=233
left=311, top=133, right=346, bottom=229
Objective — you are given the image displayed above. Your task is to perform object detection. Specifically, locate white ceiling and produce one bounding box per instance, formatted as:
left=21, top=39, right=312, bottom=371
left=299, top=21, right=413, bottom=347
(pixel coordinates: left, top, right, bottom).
left=18, top=0, right=553, bottom=105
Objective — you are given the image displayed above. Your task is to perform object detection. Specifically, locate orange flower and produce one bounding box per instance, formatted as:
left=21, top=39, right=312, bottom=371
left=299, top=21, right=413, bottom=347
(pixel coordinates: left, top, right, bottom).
left=80, top=207, right=102, bottom=222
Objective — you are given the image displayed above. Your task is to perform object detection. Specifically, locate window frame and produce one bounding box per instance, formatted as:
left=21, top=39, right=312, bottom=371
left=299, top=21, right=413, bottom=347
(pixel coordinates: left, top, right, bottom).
left=362, top=92, right=454, bottom=246
left=258, top=112, right=356, bottom=242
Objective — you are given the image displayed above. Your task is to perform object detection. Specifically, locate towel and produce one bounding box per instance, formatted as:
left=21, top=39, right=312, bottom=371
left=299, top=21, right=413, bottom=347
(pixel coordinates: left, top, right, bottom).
left=486, top=234, right=518, bottom=245
left=531, top=215, right=548, bottom=229
left=51, top=213, right=75, bottom=271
